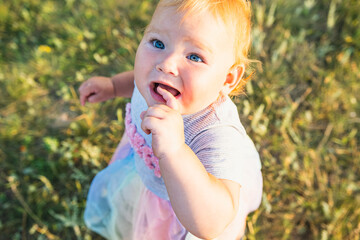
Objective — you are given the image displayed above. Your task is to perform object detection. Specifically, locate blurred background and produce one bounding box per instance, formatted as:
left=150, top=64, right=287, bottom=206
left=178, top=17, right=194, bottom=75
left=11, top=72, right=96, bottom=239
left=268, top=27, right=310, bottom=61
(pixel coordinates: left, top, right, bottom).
left=0, top=0, right=359, bottom=239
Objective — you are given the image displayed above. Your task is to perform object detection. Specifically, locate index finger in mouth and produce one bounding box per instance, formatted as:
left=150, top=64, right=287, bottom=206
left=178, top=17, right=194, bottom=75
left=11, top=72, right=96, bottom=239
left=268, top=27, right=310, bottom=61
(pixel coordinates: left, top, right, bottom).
left=157, top=87, right=180, bottom=111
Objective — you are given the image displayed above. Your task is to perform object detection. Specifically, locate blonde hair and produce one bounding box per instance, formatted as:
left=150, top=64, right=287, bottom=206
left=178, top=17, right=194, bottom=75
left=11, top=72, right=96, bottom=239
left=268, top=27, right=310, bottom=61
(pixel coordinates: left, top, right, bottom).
left=156, top=0, right=254, bottom=95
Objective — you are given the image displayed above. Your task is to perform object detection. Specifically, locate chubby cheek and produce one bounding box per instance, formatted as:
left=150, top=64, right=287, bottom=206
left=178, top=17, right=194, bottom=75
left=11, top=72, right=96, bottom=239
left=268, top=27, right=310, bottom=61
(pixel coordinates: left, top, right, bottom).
left=134, top=48, right=151, bottom=84
left=181, top=83, right=210, bottom=111
left=184, top=78, right=223, bottom=110
left=134, top=48, right=146, bottom=74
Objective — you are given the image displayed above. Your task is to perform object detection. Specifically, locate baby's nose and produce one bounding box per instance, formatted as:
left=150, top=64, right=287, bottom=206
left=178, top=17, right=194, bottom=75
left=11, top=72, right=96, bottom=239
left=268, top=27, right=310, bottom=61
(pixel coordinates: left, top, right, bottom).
left=156, top=53, right=179, bottom=76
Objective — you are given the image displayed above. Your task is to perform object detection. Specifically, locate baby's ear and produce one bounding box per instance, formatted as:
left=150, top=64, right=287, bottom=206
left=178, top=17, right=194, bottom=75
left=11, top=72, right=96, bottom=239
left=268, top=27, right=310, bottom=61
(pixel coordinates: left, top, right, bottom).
left=221, top=64, right=245, bottom=95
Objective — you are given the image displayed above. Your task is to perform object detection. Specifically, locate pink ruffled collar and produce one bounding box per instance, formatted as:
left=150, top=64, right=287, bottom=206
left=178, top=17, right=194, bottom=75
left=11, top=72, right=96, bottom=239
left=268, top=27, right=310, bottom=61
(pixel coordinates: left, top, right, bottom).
left=125, top=103, right=161, bottom=178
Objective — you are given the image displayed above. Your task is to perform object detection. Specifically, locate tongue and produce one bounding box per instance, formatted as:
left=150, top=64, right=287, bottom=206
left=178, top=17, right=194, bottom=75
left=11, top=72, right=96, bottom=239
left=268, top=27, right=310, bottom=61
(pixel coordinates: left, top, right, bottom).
left=157, top=83, right=179, bottom=97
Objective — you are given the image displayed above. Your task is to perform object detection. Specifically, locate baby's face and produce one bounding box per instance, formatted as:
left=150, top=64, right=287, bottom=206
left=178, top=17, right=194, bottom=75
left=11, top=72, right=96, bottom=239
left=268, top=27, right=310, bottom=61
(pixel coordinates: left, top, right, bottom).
left=134, top=5, right=236, bottom=115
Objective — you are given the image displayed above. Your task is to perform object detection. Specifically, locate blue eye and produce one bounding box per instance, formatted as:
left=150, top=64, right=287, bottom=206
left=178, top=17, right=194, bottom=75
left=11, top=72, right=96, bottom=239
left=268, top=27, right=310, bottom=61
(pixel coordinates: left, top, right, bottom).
left=187, top=54, right=203, bottom=63
left=152, top=39, right=165, bottom=49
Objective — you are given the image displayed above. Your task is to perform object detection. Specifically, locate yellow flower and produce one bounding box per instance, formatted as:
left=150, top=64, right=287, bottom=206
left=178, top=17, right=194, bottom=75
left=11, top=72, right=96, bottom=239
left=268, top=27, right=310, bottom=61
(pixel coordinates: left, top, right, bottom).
left=345, top=36, right=352, bottom=43
left=38, top=45, right=52, bottom=53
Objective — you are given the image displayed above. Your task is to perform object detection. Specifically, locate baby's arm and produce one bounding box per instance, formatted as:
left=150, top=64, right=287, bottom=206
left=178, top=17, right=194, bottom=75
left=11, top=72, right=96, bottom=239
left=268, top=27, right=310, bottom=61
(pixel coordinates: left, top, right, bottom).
left=141, top=89, right=240, bottom=239
left=111, top=71, right=135, bottom=98
left=162, top=144, right=240, bottom=239
left=79, top=71, right=134, bottom=105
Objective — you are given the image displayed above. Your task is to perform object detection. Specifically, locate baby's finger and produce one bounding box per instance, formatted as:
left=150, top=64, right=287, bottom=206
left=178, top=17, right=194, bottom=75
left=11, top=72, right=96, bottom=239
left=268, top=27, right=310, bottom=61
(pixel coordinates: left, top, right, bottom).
left=140, top=111, right=146, bottom=120
left=79, top=82, right=93, bottom=105
left=79, top=88, right=95, bottom=106
left=80, top=94, right=87, bottom=106
left=145, top=105, right=170, bottom=119
left=140, top=110, right=151, bottom=134
left=87, top=92, right=101, bottom=103
left=157, top=87, right=180, bottom=111
left=79, top=89, right=91, bottom=106
left=141, top=115, right=158, bottom=135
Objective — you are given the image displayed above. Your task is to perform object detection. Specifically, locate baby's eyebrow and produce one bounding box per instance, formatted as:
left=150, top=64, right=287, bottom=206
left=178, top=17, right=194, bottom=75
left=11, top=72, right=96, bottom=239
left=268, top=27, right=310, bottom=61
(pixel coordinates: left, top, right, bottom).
left=183, top=37, right=213, bottom=54
left=144, top=25, right=165, bottom=36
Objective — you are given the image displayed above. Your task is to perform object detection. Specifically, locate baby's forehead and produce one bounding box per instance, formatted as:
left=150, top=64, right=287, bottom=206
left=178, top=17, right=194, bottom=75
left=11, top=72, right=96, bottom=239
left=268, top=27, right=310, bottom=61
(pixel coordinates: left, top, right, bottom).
left=150, top=5, right=231, bottom=33
left=149, top=7, right=228, bottom=36
left=156, top=4, right=236, bottom=35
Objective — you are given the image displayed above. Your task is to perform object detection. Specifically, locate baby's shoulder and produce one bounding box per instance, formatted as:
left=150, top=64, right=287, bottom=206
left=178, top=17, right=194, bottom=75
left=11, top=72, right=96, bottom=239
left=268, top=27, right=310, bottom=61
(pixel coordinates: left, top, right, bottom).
left=187, top=99, right=253, bottom=150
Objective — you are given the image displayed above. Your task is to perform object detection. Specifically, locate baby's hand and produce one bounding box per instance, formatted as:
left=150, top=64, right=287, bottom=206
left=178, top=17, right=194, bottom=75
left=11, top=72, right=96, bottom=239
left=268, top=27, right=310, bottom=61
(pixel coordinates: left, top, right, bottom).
left=79, top=76, right=115, bottom=106
left=140, top=88, right=185, bottom=159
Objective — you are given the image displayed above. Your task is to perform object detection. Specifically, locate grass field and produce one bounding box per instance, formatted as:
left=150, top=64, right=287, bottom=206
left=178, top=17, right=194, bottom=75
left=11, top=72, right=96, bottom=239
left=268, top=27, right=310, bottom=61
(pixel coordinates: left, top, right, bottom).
left=1, top=0, right=359, bottom=239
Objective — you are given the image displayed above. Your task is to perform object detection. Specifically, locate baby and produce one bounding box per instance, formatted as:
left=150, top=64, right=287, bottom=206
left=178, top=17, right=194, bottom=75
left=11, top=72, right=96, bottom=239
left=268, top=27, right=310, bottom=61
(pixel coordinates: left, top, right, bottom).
left=80, top=0, right=262, bottom=239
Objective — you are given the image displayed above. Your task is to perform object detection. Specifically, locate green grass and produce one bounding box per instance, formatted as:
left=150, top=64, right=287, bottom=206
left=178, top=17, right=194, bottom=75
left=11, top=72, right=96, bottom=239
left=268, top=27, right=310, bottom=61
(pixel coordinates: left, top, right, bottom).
left=0, top=0, right=359, bottom=239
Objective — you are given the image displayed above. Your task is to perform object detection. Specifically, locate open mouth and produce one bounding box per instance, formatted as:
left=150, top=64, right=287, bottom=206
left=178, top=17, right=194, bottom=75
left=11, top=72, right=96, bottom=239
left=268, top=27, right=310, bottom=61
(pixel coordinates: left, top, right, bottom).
left=151, top=82, right=181, bottom=102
